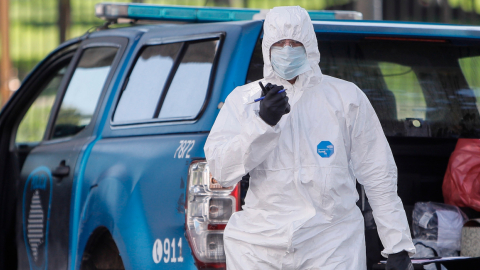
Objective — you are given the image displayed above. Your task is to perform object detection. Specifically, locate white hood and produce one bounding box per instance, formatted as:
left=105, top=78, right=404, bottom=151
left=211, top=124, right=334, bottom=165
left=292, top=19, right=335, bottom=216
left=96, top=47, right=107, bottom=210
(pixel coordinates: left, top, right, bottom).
left=262, top=6, right=323, bottom=88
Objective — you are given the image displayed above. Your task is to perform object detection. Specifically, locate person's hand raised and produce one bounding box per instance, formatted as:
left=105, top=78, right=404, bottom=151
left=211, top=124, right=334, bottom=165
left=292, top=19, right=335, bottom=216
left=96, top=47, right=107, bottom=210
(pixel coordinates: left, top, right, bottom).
left=259, top=83, right=290, bottom=126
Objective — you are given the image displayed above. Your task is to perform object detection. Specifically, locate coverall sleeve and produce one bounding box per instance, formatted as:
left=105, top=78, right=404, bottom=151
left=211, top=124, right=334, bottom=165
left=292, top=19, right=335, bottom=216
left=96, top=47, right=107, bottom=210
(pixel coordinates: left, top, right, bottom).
left=349, top=89, right=416, bottom=258
left=204, top=89, right=282, bottom=187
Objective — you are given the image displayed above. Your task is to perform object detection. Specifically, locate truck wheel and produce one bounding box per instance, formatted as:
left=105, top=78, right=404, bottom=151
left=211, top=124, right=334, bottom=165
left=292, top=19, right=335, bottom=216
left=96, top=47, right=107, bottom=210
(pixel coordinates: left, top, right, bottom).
left=80, top=228, right=125, bottom=270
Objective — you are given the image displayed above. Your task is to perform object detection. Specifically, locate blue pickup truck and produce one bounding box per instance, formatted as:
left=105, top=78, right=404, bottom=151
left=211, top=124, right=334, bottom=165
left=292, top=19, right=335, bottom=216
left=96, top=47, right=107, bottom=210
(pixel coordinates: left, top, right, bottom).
left=1, top=3, right=480, bottom=270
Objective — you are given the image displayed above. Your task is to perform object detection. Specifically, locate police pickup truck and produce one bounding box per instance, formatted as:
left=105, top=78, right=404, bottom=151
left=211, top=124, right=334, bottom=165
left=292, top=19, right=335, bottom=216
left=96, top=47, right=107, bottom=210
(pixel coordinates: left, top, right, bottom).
left=1, top=3, right=480, bottom=270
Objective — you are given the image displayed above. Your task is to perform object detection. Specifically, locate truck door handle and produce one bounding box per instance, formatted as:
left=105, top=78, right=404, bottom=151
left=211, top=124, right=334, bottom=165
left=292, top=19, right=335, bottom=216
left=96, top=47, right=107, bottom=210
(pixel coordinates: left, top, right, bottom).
left=52, top=161, right=70, bottom=178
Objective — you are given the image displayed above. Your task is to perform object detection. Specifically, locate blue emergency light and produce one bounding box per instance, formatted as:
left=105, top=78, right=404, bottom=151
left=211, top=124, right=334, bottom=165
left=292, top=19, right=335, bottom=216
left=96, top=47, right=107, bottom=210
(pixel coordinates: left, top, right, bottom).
left=95, top=2, right=363, bottom=23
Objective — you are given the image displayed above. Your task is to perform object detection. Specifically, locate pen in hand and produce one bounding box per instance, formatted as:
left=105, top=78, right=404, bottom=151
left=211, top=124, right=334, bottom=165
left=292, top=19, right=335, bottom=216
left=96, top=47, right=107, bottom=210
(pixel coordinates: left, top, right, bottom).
left=246, top=82, right=286, bottom=105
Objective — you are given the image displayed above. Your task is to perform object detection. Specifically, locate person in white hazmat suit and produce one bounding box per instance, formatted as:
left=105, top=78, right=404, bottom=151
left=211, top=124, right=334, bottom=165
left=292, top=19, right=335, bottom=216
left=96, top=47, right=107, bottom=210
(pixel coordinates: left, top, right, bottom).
left=204, top=6, right=416, bottom=270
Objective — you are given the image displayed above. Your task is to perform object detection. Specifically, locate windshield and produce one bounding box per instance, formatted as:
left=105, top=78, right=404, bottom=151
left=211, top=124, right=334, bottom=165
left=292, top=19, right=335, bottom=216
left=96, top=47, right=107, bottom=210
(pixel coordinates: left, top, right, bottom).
left=246, top=34, right=480, bottom=139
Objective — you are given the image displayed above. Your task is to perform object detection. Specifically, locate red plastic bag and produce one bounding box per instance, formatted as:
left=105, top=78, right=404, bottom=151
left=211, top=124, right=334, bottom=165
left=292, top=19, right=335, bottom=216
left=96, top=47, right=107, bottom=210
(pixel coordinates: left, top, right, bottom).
left=443, top=139, right=480, bottom=212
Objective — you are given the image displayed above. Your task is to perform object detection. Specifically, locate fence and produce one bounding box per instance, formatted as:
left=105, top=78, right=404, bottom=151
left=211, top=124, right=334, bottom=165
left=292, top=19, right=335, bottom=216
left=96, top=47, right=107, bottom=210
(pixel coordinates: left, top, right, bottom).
left=3, top=0, right=480, bottom=105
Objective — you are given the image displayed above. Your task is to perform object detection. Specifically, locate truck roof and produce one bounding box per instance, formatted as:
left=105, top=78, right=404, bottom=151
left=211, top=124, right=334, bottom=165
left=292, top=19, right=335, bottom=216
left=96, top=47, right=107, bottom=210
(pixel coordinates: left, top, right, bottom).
left=313, top=20, right=480, bottom=40
left=87, top=20, right=480, bottom=47
left=93, top=2, right=480, bottom=41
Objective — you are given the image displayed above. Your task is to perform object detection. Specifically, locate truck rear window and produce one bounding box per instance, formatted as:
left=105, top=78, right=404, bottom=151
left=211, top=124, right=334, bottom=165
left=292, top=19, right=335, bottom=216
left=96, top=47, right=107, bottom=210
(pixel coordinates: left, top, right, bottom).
left=246, top=35, right=480, bottom=139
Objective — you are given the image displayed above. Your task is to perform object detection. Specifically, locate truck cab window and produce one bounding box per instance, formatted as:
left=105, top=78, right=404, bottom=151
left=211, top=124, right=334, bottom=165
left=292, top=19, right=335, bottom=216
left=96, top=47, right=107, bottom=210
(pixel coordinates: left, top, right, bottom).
left=378, top=62, right=426, bottom=121
left=158, top=39, right=218, bottom=120
left=52, top=47, right=118, bottom=139
left=15, top=66, right=68, bottom=144
left=114, top=42, right=182, bottom=122
left=113, top=38, right=219, bottom=124
left=459, top=55, right=480, bottom=113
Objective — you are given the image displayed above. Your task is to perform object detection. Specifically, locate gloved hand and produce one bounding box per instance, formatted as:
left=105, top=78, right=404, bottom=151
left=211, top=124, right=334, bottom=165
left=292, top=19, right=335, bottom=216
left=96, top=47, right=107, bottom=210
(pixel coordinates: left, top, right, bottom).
left=386, top=251, right=414, bottom=270
left=259, top=83, right=290, bottom=126
left=260, top=82, right=290, bottom=114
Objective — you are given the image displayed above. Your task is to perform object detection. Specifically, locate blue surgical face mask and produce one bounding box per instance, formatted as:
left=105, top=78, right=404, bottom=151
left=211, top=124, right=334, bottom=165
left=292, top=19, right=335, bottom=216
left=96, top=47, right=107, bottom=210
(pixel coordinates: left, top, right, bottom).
left=270, top=45, right=311, bottom=80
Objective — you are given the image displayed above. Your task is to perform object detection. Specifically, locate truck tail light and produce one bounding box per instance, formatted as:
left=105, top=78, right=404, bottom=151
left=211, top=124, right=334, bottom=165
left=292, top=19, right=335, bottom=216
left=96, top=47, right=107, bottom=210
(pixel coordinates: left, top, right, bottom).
left=185, top=160, right=240, bottom=269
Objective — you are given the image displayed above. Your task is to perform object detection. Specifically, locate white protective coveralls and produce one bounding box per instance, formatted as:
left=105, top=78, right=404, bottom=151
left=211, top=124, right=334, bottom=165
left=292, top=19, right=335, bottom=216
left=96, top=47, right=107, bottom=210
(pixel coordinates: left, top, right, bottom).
left=204, top=6, right=415, bottom=270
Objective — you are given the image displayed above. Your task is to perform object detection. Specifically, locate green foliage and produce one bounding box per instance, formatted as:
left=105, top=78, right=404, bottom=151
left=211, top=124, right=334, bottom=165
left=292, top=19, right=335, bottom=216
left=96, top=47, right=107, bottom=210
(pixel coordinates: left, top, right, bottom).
left=16, top=96, right=54, bottom=143
left=459, top=55, right=480, bottom=112
left=14, top=67, right=64, bottom=143
left=378, top=62, right=426, bottom=120
left=9, top=0, right=351, bottom=79
left=55, top=107, right=84, bottom=126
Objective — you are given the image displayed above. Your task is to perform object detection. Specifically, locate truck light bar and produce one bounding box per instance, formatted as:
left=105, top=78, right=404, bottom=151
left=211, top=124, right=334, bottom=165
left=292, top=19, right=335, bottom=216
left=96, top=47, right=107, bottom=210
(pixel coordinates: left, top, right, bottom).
left=95, top=3, right=363, bottom=23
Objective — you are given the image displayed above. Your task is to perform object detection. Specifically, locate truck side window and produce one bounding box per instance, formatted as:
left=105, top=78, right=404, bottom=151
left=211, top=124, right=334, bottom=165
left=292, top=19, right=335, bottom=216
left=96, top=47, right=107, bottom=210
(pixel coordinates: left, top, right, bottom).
left=15, top=66, right=68, bottom=143
left=158, top=40, right=218, bottom=119
left=113, top=38, right=219, bottom=124
left=114, top=42, right=182, bottom=122
left=378, top=62, right=427, bottom=121
left=459, top=55, right=480, bottom=113
left=52, top=47, right=118, bottom=139
left=247, top=35, right=480, bottom=138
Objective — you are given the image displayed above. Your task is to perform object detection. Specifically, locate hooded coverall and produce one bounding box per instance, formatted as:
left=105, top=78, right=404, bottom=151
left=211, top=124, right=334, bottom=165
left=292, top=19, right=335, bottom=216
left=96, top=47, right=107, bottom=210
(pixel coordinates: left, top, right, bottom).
left=204, top=6, right=416, bottom=270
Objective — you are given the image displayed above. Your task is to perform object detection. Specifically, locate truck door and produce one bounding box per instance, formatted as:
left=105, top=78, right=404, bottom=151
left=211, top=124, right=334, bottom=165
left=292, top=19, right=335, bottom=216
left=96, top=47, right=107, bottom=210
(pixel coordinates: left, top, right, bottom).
left=0, top=40, right=79, bottom=269
left=14, top=36, right=126, bottom=270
